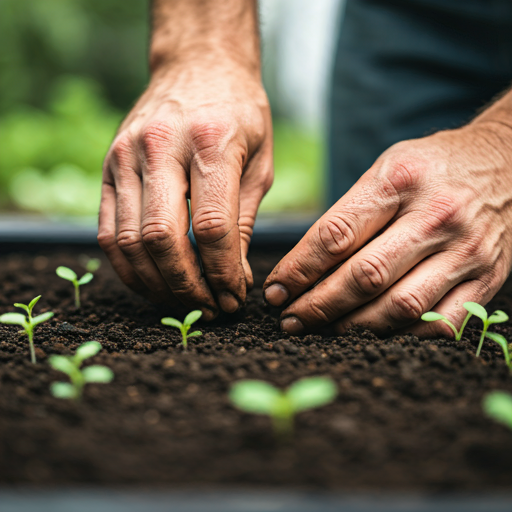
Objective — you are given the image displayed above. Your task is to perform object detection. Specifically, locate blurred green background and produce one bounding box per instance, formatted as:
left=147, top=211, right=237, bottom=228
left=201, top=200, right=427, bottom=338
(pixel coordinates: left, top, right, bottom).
left=0, top=0, right=328, bottom=217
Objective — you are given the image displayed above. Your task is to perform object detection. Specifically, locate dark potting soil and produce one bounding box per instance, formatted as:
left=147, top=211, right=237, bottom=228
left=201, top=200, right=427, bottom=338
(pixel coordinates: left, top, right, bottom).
left=1, top=247, right=512, bottom=491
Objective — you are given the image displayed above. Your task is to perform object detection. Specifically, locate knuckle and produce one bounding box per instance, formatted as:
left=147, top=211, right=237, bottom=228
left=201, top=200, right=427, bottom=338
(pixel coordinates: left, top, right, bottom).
left=97, top=230, right=115, bottom=251
left=307, top=296, right=332, bottom=324
left=190, top=119, right=230, bottom=159
left=389, top=290, right=425, bottom=322
left=141, top=222, right=175, bottom=254
left=116, top=229, right=143, bottom=254
left=421, top=195, right=462, bottom=235
left=386, top=158, right=420, bottom=193
left=109, top=135, right=133, bottom=167
left=284, top=259, right=315, bottom=289
left=350, top=255, right=388, bottom=295
left=140, top=122, right=174, bottom=155
left=318, top=215, right=357, bottom=257
left=192, top=210, right=232, bottom=245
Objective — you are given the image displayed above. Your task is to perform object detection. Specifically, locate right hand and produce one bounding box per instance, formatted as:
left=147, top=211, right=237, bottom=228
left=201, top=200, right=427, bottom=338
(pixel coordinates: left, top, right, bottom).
left=98, top=61, right=273, bottom=319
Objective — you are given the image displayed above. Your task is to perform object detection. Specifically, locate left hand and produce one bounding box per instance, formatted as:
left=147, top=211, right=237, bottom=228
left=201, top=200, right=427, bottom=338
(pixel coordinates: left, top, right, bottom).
left=263, top=122, right=512, bottom=337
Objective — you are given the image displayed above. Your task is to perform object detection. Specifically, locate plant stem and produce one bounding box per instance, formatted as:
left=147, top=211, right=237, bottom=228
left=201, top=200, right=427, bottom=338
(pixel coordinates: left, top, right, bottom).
left=27, top=328, right=36, bottom=364
left=74, top=283, right=80, bottom=308
left=476, top=322, right=489, bottom=357
left=272, top=413, right=293, bottom=441
left=181, top=328, right=188, bottom=351
left=457, top=311, right=472, bottom=341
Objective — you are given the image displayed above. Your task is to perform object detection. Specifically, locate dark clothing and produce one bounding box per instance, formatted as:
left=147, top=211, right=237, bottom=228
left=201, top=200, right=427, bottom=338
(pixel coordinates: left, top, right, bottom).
left=328, top=0, right=512, bottom=206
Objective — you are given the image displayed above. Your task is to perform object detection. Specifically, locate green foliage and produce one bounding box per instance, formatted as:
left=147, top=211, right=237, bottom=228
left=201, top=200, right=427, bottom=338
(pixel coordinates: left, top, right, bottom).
left=161, top=311, right=202, bottom=350
left=56, top=265, right=93, bottom=308
left=483, top=391, right=512, bottom=430
left=421, top=302, right=509, bottom=356
left=49, top=340, right=113, bottom=399
left=79, top=254, right=101, bottom=273
left=230, top=376, right=337, bottom=437
left=0, top=295, right=53, bottom=363
left=485, top=332, right=511, bottom=370
left=463, top=303, right=509, bottom=357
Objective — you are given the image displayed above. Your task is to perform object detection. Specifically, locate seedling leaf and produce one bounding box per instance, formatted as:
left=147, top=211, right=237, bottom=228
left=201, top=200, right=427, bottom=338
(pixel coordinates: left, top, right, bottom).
left=161, top=317, right=182, bottom=328
left=230, top=380, right=282, bottom=415
left=485, top=332, right=511, bottom=367
left=51, top=382, right=78, bottom=399
left=483, top=391, right=512, bottom=430
left=463, top=302, right=487, bottom=321
left=421, top=312, right=446, bottom=322
left=14, top=303, right=30, bottom=314
left=78, top=273, right=94, bottom=285
left=184, top=310, right=202, bottom=326
left=32, top=312, right=54, bottom=326
left=287, top=376, right=338, bottom=413
left=0, top=313, right=27, bottom=325
left=188, top=331, right=202, bottom=337
left=49, top=355, right=75, bottom=375
left=85, top=258, right=101, bottom=273
left=489, top=310, right=509, bottom=324
left=28, top=295, right=41, bottom=311
left=82, top=365, right=114, bottom=383
left=56, top=266, right=77, bottom=282
left=75, top=340, right=102, bottom=360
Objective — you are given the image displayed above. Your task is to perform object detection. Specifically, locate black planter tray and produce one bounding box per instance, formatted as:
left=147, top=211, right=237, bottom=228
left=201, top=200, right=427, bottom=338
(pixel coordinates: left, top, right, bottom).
left=1, top=489, right=512, bottom=512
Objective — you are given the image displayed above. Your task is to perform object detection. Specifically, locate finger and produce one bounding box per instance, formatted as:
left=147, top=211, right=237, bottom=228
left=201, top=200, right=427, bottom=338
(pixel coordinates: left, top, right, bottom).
left=97, top=181, right=152, bottom=299
left=109, top=137, right=177, bottom=305
left=236, top=138, right=274, bottom=292
left=190, top=125, right=247, bottom=313
left=333, top=252, right=468, bottom=335
left=263, top=172, right=400, bottom=306
left=279, top=212, right=447, bottom=334
left=139, top=124, right=218, bottom=320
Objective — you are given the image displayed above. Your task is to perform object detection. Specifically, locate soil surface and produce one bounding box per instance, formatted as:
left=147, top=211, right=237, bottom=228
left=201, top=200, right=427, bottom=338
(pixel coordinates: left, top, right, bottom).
left=1, top=247, right=512, bottom=491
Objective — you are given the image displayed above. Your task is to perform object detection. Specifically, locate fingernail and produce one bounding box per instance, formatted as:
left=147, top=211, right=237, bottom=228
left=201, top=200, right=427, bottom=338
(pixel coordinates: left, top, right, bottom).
left=264, top=283, right=289, bottom=307
left=218, top=291, right=240, bottom=314
left=281, top=316, right=304, bottom=334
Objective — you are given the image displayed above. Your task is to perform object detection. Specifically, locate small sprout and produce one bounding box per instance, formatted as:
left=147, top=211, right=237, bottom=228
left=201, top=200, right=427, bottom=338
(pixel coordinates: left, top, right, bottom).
left=56, top=266, right=93, bottom=308
left=485, top=332, right=512, bottom=371
left=483, top=391, right=512, bottom=430
left=161, top=310, right=202, bottom=350
left=49, top=341, right=113, bottom=399
left=79, top=254, right=101, bottom=273
left=230, top=376, right=337, bottom=438
left=421, top=310, right=472, bottom=341
left=463, top=302, right=509, bottom=357
left=0, top=295, right=53, bottom=363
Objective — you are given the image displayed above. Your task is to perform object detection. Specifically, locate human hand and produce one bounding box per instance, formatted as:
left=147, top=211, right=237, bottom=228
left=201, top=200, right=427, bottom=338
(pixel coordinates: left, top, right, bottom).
left=98, top=61, right=273, bottom=319
left=264, top=122, right=512, bottom=337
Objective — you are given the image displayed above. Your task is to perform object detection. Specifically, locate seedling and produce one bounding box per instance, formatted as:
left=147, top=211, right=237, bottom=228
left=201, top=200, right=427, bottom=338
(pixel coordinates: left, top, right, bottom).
left=49, top=341, right=113, bottom=399
left=421, top=308, right=472, bottom=341
left=161, top=310, right=202, bottom=350
left=0, top=295, right=53, bottom=363
left=484, top=332, right=512, bottom=372
left=463, top=302, right=508, bottom=357
left=421, top=302, right=508, bottom=357
left=79, top=254, right=101, bottom=273
left=230, top=376, right=337, bottom=438
left=483, top=391, right=512, bottom=430
left=56, top=266, right=93, bottom=308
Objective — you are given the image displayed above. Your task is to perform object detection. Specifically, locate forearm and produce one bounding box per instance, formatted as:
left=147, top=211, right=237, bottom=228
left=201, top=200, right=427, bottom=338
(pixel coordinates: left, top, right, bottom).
left=150, top=0, right=260, bottom=75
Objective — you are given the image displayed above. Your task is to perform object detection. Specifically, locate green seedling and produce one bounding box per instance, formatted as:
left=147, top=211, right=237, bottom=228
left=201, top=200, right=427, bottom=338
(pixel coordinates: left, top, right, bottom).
left=0, top=295, right=53, bottom=363
left=79, top=254, right=101, bottom=273
left=230, top=376, right=337, bottom=438
left=483, top=390, right=512, bottom=430
left=421, top=308, right=473, bottom=341
left=56, top=266, right=93, bottom=308
left=161, top=310, right=202, bottom=350
left=484, top=331, right=512, bottom=372
left=463, top=302, right=508, bottom=357
left=49, top=341, right=113, bottom=399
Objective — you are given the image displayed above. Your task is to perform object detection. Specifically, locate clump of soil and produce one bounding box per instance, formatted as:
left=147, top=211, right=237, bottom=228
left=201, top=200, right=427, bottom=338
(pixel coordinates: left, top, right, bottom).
left=1, top=248, right=512, bottom=490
